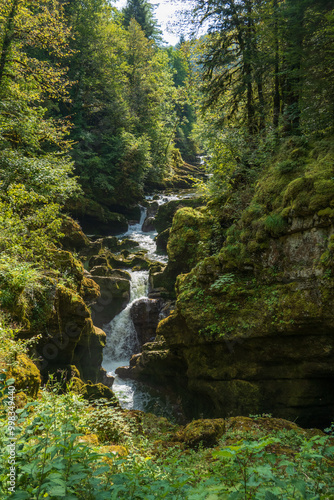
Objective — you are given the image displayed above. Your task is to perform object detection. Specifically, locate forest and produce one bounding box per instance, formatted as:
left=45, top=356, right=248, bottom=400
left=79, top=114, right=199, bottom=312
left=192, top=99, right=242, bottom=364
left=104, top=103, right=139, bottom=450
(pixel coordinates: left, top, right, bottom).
left=0, top=0, right=334, bottom=498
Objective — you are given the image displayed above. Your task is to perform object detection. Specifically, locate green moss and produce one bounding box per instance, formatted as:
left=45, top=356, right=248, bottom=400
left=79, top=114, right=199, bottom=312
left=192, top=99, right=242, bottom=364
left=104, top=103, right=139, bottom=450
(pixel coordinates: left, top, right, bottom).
left=167, top=207, right=214, bottom=274
left=174, top=419, right=226, bottom=448
left=263, top=214, right=287, bottom=236
left=81, top=382, right=119, bottom=403
left=8, top=354, right=41, bottom=398
left=314, top=179, right=334, bottom=194
left=318, top=207, right=334, bottom=217
left=309, top=193, right=334, bottom=212
left=276, top=159, right=298, bottom=174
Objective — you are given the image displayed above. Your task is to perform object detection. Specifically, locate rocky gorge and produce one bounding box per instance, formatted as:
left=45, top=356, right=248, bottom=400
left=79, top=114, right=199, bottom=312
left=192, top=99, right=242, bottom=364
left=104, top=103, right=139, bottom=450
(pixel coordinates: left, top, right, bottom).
left=114, top=139, right=334, bottom=429
left=4, top=139, right=334, bottom=431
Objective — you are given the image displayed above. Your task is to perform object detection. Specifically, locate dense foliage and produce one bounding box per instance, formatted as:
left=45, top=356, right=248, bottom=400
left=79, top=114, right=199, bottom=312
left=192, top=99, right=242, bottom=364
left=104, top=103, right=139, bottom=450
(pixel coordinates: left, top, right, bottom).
left=0, top=356, right=334, bottom=500
left=1, top=0, right=334, bottom=498
left=189, top=0, right=334, bottom=200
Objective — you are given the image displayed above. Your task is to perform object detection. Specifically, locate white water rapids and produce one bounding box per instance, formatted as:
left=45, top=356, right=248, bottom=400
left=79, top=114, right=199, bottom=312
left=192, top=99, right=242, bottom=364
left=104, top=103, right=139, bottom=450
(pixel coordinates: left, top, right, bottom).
left=101, top=203, right=162, bottom=410
left=101, top=191, right=195, bottom=414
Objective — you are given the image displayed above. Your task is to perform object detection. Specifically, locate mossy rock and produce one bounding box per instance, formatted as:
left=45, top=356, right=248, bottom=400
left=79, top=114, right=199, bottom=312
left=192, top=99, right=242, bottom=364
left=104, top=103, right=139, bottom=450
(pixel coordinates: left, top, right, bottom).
left=166, top=207, right=214, bottom=278
left=70, top=376, right=85, bottom=393
left=89, top=265, right=112, bottom=277
left=118, top=238, right=140, bottom=250
left=99, top=236, right=119, bottom=251
left=174, top=418, right=225, bottom=448
left=90, top=276, right=130, bottom=299
left=88, top=255, right=110, bottom=269
left=80, top=276, right=101, bottom=303
left=8, top=354, right=41, bottom=398
left=51, top=250, right=84, bottom=289
left=155, top=197, right=205, bottom=234
left=60, top=216, right=90, bottom=251
left=81, top=382, right=119, bottom=404
left=67, top=197, right=128, bottom=236
left=156, top=228, right=170, bottom=252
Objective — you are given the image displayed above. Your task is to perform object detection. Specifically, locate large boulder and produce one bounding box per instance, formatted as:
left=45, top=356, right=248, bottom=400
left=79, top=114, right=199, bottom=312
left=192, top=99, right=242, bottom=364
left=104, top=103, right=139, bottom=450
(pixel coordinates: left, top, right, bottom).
left=67, top=197, right=128, bottom=236
left=142, top=201, right=159, bottom=232
left=174, top=419, right=226, bottom=448
left=36, top=284, right=106, bottom=383
left=81, top=381, right=119, bottom=404
left=89, top=275, right=131, bottom=328
left=130, top=298, right=163, bottom=346
left=154, top=197, right=205, bottom=234
left=142, top=216, right=156, bottom=232
left=60, top=216, right=90, bottom=251
left=7, top=354, right=41, bottom=398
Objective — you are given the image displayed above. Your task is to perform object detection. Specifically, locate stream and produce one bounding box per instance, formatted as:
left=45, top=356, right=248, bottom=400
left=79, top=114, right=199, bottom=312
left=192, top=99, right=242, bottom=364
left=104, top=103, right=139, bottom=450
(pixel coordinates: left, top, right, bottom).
left=102, top=192, right=191, bottom=417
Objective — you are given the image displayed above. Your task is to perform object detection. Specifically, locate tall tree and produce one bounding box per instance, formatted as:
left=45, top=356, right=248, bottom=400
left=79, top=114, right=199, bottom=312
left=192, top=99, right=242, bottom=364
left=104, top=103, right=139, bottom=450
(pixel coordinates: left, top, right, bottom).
left=0, top=0, right=78, bottom=261
left=122, top=0, right=162, bottom=43
left=194, top=0, right=268, bottom=136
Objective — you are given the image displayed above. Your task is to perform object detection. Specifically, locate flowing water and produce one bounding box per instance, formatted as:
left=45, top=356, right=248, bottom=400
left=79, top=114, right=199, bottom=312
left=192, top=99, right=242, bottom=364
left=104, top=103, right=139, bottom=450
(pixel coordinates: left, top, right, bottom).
left=102, top=199, right=166, bottom=411
left=102, top=191, right=196, bottom=415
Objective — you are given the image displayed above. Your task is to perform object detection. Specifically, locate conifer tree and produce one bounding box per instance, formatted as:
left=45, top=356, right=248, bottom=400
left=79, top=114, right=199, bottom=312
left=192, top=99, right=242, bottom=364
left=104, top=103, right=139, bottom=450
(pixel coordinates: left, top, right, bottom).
left=122, top=0, right=162, bottom=42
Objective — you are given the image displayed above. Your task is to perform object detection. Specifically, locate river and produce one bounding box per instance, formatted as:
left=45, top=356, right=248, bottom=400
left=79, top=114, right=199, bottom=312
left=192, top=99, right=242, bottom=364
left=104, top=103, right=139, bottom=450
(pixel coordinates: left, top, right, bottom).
left=101, top=192, right=190, bottom=417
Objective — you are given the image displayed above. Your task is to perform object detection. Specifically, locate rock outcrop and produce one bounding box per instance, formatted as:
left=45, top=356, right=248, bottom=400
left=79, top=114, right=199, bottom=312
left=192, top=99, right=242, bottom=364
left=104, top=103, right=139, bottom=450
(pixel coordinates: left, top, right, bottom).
left=124, top=140, right=334, bottom=428
left=67, top=196, right=128, bottom=236
left=130, top=298, right=164, bottom=346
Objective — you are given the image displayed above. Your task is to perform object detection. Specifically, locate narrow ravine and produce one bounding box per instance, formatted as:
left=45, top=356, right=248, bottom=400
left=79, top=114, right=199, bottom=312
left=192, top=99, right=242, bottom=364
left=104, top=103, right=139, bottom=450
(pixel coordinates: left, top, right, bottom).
left=101, top=197, right=169, bottom=411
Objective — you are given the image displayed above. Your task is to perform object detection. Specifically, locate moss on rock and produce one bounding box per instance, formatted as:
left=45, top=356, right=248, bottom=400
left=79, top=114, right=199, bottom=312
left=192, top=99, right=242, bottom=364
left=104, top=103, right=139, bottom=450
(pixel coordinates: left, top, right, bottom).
left=174, top=418, right=225, bottom=448
left=8, top=354, right=41, bottom=398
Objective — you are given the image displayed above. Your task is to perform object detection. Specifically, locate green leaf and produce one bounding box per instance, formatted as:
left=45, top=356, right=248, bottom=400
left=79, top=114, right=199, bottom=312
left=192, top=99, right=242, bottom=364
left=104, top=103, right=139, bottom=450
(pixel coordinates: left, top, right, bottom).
left=265, top=492, right=280, bottom=500
left=212, top=449, right=237, bottom=458
left=9, top=491, right=31, bottom=499
left=47, top=485, right=66, bottom=497
left=291, top=479, right=307, bottom=496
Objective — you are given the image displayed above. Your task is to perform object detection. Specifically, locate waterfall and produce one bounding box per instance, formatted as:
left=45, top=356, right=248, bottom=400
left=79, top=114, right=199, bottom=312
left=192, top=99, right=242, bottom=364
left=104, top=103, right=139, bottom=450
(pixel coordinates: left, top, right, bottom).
left=103, top=270, right=148, bottom=362
left=101, top=193, right=183, bottom=413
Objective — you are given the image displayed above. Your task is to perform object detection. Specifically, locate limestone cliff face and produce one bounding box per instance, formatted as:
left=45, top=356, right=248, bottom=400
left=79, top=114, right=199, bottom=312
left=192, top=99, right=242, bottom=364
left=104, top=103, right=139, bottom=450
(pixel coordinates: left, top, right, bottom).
left=128, top=140, right=334, bottom=427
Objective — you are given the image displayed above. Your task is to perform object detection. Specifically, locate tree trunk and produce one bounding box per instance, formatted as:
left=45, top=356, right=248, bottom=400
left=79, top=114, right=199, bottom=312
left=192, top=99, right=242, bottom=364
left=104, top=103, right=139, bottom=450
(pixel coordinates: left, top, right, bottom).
left=281, top=0, right=305, bottom=135
left=0, top=0, right=19, bottom=88
left=273, top=0, right=280, bottom=129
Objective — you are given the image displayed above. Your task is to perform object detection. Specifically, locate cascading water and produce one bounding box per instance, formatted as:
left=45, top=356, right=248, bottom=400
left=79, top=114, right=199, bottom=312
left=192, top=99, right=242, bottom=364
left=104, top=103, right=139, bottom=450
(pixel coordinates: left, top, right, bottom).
left=102, top=270, right=150, bottom=410
left=102, top=204, right=161, bottom=410
left=101, top=192, right=195, bottom=414
left=103, top=270, right=148, bottom=362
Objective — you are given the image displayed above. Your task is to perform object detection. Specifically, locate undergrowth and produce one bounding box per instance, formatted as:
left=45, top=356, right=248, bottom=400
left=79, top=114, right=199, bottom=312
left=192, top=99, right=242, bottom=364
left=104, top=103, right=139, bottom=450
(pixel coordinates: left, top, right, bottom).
left=0, top=371, right=334, bottom=499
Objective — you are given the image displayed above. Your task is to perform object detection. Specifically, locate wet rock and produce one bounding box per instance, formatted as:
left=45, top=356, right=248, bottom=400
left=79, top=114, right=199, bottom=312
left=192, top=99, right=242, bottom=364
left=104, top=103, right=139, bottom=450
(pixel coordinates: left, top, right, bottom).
left=142, top=216, right=156, bottom=232
left=142, top=201, right=159, bottom=232
left=115, top=365, right=132, bottom=379
left=91, top=276, right=130, bottom=299
left=90, top=265, right=112, bottom=277
left=147, top=201, right=159, bottom=218
left=89, top=276, right=130, bottom=328
left=100, top=368, right=115, bottom=388
left=108, top=253, right=151, bottom=270
left=89, top=255, right=109, bottom=269
left=100, top=236, right=119, bottom=251
left=156, top=228, right=170, bottom=252
left=130, top=298, right=163, bottom=346
left=148, top=287, right=169, bottom=299
left=118, top=238, right=140, bottom=250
